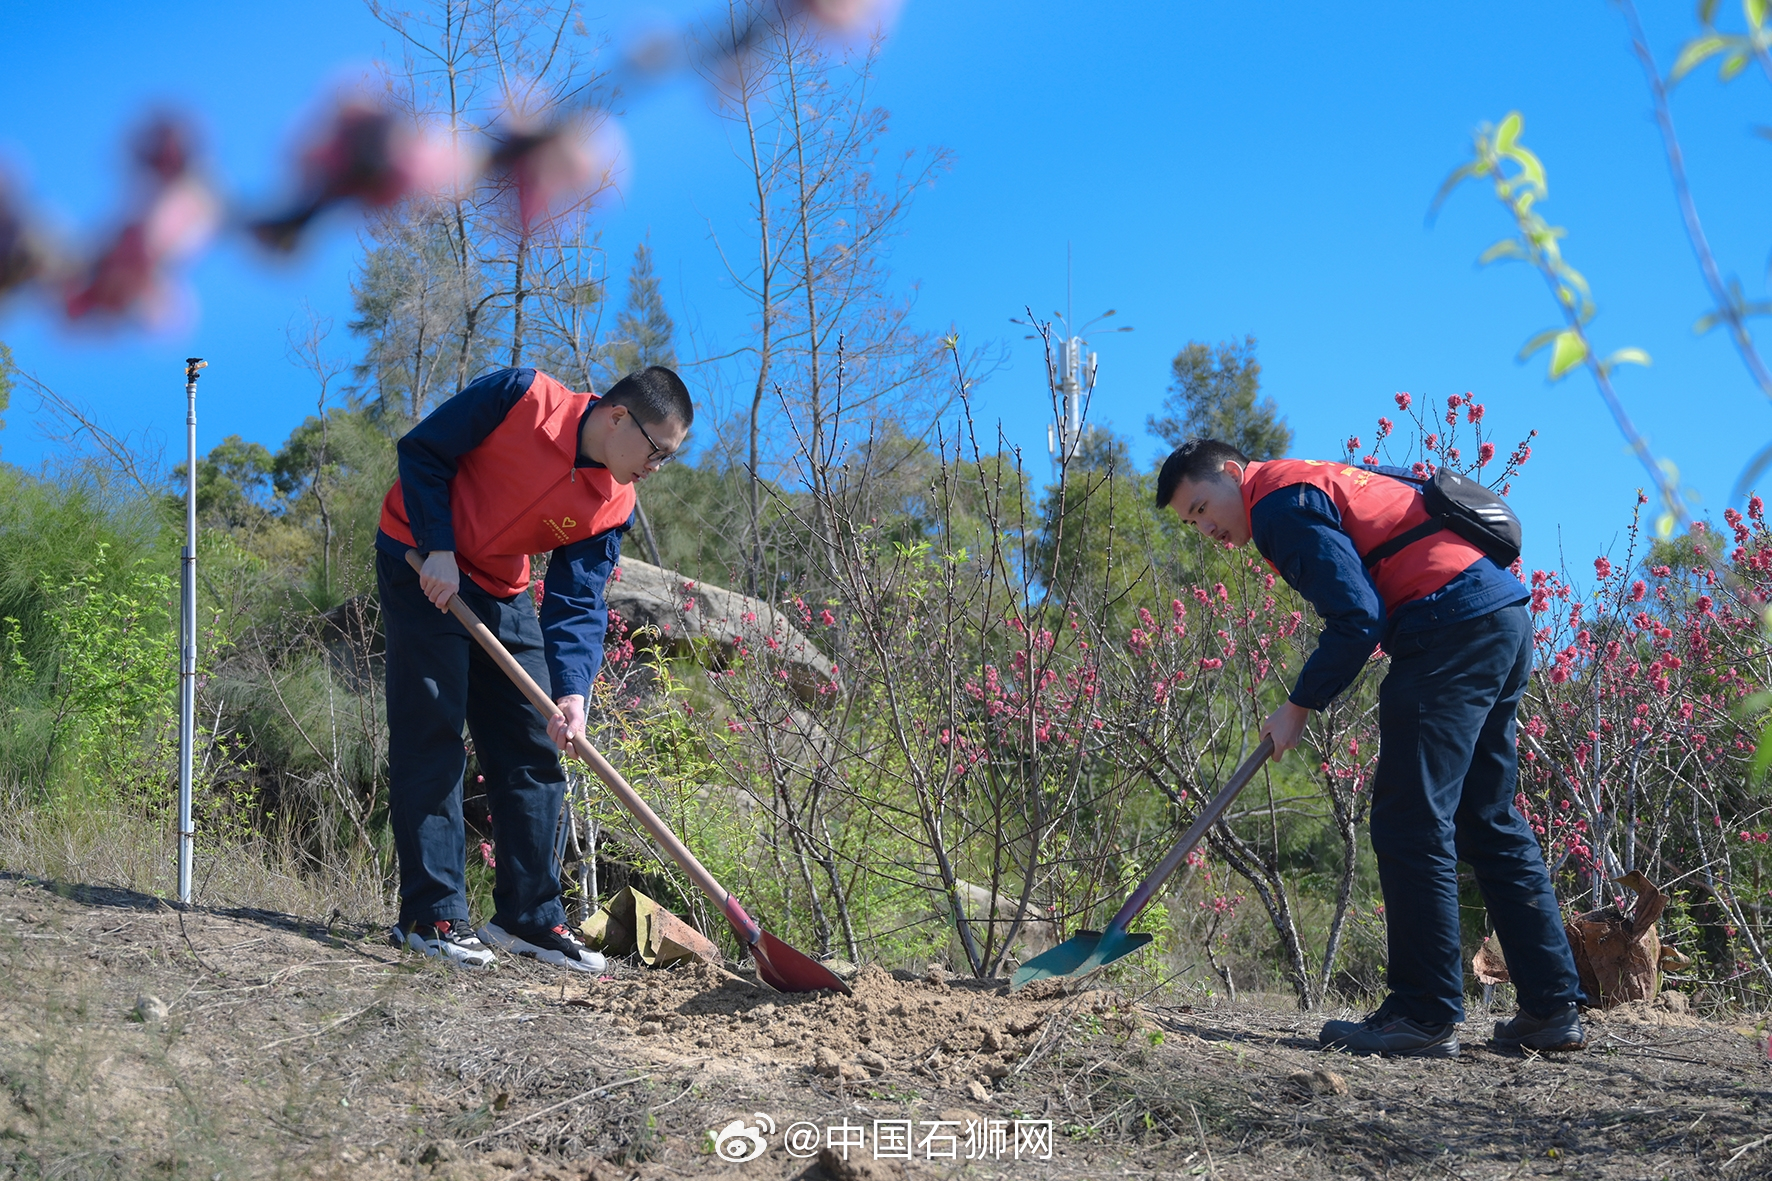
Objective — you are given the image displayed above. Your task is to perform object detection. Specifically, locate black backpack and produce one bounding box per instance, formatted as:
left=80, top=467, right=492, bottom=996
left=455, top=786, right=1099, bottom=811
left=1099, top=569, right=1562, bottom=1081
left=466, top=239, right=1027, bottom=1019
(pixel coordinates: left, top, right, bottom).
left=1359, top=465, right=1522, bottom=570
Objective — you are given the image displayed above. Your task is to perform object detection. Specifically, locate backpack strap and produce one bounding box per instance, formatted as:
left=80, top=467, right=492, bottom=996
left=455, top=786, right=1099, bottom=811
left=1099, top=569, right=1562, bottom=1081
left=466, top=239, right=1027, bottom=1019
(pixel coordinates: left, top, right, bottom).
left=1360, top=518, right=1443, bottom=569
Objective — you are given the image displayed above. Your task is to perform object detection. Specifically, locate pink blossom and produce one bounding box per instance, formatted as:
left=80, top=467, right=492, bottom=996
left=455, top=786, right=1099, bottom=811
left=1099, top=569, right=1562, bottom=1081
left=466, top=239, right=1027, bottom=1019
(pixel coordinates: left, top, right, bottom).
left=1594, top=557, right=1612, bottom=580
left=1395, top=392, right=1412, bottom=410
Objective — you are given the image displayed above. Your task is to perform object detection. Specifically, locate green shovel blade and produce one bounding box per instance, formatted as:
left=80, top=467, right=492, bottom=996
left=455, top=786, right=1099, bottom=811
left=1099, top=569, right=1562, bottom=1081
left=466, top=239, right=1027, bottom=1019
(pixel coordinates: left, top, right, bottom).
left=1011, top=925, right=1153, bottom=990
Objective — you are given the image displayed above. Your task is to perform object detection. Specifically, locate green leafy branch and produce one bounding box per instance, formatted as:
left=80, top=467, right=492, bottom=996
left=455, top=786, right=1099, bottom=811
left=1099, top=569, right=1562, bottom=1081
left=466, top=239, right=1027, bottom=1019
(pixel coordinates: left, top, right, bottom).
left=1672, top=0, right=1772, bottom=87
left=1640, top=0, right=1772, bottom=499
left=1434, top=111, right=1687, bottom=536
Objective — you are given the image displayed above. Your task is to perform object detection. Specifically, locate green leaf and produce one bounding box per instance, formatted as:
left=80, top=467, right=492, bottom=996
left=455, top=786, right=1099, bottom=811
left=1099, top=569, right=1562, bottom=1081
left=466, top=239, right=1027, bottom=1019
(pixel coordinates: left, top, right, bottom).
left=1478, top=238, right=1526, bottom=265
left=1493, top=111, right=1523, bottom=155
left=1429, top=163, right=1478, bottom=219
left=1507, top=144, right=1548, bottom=194
left=1548, top=330, right=1588, bottom=379
left=1672, top=34, right=1729, bottom=81
left=1655, top=511, right=1678, bottom=538
left=1517, top=328, right=1561, bottom=361
left=1604, top=347, right=1652, bottom=369
left=1721, top=50, right=1750, bottom=80
left=1748, top=0, right=1767, bottom=30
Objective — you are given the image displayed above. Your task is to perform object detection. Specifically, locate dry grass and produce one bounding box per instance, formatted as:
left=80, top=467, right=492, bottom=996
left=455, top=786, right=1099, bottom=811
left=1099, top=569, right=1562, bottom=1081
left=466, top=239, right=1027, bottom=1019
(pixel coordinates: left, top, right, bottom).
left=0, top=860, right=1767, bottom=1180
left=0, top=787, right=392, bottom=923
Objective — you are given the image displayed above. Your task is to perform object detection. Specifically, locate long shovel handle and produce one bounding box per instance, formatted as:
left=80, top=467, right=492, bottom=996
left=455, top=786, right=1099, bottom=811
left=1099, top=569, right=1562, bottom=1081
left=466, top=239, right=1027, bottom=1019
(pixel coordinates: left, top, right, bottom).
left=403, top=550, right=763, bottom=947
left=1105, top=734, right=1275, bottom=934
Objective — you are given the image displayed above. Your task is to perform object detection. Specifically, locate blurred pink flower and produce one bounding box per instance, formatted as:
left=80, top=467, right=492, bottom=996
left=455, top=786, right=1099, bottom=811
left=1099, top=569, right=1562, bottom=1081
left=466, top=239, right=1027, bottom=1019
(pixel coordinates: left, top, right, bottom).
left=250, top=97, right=465, bottom=252
left=65, top=115, right=219, bottom=321
left=488, top=115, right=625, bottom=230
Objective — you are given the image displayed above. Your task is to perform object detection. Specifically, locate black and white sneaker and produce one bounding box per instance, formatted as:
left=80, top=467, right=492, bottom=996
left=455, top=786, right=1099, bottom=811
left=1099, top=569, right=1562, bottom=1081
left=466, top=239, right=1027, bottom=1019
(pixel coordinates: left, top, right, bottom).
left=390, top=919, right=498, bottom=969
left=479, top=921, right=607, bottom=973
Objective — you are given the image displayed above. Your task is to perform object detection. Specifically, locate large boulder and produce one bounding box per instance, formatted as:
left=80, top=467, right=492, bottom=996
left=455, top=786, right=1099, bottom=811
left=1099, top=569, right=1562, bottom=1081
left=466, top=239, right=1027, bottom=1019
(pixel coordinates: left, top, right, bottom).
left=584, top=558, right=841, bottom=704
left=311, top=558, right=838, bottom=704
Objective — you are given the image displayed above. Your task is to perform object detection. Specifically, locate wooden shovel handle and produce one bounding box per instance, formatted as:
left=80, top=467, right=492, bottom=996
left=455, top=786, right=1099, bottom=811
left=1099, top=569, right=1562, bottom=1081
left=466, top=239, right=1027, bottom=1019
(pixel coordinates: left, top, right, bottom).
left=402, top=550, right=761, bottom=945
left=1107, top=734, right=1276, bottom=932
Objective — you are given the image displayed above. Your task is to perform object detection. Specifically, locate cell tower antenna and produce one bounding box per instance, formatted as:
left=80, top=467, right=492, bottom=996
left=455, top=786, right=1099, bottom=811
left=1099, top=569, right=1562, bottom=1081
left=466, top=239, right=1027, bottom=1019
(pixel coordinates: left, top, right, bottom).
left=1043, top=247, right=1131, bottom=470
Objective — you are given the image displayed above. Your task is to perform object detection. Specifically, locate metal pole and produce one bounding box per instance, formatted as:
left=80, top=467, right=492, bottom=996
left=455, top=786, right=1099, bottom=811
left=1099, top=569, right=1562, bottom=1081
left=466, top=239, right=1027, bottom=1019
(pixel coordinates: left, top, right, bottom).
left=178, top=357, right=205, bottom=905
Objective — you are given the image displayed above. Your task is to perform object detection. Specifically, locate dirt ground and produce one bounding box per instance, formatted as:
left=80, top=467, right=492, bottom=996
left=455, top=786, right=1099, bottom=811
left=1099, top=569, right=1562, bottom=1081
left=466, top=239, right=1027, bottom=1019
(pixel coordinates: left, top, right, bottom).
left=1, top=871, right=1769, bottom=1180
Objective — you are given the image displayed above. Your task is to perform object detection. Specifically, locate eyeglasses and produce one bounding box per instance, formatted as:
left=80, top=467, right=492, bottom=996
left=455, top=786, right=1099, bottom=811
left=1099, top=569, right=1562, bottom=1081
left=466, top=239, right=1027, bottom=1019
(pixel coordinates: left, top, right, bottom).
left=631, top=415, right=677, bottom=467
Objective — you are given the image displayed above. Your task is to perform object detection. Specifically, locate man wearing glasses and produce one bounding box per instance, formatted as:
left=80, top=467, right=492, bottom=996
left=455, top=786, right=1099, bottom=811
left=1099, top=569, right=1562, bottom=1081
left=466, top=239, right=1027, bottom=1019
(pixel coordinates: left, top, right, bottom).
left=375, top=365, right=693, bottom=971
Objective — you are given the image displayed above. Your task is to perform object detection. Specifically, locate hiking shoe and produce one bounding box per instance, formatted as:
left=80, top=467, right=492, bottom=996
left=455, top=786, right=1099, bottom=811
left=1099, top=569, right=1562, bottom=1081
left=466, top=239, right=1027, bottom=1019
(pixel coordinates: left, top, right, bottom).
left=391, top=919, right=497, bottom=969
left=1319, top=1006, right=1459, bottom=1058
left=1492, top=1003, right=1585, bottom=1051
left=480, top=921, right=606, bottom=973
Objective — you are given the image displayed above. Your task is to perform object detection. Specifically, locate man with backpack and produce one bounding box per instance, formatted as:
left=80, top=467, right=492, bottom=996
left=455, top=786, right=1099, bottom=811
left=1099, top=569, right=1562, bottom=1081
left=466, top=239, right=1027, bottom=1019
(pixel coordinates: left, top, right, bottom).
left=1155, top=440, right=1584, bottom=1056
left=376, top=364, right=692, bottom=973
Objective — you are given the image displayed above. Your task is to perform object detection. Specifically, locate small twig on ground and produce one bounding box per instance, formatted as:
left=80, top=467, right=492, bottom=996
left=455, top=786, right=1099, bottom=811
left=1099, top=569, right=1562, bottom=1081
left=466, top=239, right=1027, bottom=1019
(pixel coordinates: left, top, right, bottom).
left=1189, top=1101, right=1217, bottom=1179
left=464, top=1074, right=650, bottom=1148
left=1723, top=1133, right=1771, bottom=1170
left=257, top=1003, right=379, bottom=1051
left=177, top=908, right=217, bottom=974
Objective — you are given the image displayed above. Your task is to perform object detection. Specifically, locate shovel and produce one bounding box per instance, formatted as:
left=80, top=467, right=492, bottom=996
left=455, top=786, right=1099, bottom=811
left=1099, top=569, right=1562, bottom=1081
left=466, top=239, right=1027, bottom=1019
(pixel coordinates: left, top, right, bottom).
left=1011, top=735, right=1274, bottom=991
left=404, top=550, right=850, bottom=996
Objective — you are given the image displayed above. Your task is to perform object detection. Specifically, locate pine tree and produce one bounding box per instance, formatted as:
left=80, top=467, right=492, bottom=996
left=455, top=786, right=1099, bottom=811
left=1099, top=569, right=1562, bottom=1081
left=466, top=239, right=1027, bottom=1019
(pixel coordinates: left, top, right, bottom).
left=1146, top=335, right=1291, bottom=460
left=604, top=239, right=677, bottom=381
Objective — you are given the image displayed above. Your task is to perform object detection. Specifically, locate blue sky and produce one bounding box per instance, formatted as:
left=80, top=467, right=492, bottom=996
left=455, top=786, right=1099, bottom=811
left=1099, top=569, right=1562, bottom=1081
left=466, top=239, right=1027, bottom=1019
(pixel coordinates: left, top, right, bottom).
left=3, top=0, right=1770, bottom=576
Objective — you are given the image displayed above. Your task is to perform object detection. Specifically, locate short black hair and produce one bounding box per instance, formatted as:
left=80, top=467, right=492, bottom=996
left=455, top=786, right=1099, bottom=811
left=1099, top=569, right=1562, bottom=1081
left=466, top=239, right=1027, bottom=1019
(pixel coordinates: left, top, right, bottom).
left=598, top=365, right=694, bottom=428
left=1154, top=439, right=1250, bottom=511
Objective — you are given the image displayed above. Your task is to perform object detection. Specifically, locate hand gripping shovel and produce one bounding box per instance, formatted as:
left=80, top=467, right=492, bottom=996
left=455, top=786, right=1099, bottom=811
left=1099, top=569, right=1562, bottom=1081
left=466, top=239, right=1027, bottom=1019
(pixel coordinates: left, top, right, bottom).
left=405, top=551, right=850, bottom=995
left=1011, top=735, right=1275, bottom=991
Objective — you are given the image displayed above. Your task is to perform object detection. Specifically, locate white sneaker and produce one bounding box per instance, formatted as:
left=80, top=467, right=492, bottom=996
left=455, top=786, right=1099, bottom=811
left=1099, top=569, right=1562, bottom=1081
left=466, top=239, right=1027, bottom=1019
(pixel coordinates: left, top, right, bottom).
left=390, top=919, right=497, bottom=968
left=479, top=921, right=607, bottom=973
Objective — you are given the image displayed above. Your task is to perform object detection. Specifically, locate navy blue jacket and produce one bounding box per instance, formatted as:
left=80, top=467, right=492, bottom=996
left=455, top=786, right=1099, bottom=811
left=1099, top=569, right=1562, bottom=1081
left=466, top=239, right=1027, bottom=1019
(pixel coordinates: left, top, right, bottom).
left=374, top=368, right=629, bottom=700
left=1250, top=483, right=1527, bottom=710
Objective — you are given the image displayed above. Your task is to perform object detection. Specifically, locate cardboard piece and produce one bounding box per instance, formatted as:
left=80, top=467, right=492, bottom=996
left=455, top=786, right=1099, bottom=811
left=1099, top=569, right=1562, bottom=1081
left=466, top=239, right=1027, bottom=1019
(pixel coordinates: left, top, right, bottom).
left=1472, top=871, right=1686, bottom=1009
left=1565, top=870, right=1666, bottom=1008
left=580, top=886, right=722, bottom=968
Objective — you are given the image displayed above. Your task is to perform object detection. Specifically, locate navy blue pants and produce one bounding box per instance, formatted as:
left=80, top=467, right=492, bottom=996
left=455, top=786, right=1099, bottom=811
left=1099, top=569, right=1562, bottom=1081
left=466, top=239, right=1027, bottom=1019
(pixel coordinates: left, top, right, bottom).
left=1370, top=602, right=1582, bottom=1024
left=378, top=549, right=568, bottom=934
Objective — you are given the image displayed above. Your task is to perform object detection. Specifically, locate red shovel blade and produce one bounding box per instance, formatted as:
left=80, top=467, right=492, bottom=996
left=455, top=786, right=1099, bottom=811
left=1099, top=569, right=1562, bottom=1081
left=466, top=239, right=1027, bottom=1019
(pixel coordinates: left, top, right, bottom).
left=751, top=930, right=851, bottom=996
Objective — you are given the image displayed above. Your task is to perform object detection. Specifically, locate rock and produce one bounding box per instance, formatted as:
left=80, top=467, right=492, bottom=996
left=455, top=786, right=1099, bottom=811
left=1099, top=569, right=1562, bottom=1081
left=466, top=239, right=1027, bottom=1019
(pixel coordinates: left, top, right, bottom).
left=981, top=1062, right=1010, bottom=1079
left=821, top=958, right=860, bottom=981
left=1288, top=1069, right=1349, bottom=1096
left=818, top=1145, right=905, bottom=1181
left=856, top=1050, right=888, bottom=1076
left=839, top=1063, right=871, bottom=1082
left=132, top=994, right=168, bottom=1024
left=417, top=1141, right=457, bottom=1165
left=982, top=1028, right=1006, bottom=1051
left=636, top=1021, right=664, bottom=1037
left=605, top=559, right=840, bottom=703
left=813, top=1046, right=844, bottom=1077
left=966, top=1079, right=991, bottom=1103
left=925, top=964, right=950, bottom=985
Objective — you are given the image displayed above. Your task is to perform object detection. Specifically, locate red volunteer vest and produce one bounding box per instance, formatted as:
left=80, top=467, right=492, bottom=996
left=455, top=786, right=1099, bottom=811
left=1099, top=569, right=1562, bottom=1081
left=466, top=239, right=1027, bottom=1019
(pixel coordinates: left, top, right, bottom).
left=1241, top=459, right=1485, bottom=611
left=379, top=372, right=636, bottom=597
